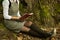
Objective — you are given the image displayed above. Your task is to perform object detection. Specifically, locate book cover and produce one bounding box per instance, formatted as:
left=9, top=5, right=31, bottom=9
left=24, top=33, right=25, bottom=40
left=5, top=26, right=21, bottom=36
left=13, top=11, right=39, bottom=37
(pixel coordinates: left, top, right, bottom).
left=19, top=13, right=33, bottom=22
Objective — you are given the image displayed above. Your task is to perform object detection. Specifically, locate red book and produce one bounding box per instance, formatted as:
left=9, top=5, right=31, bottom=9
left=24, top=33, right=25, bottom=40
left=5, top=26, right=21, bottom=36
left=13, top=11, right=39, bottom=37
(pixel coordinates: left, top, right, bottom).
left=19, top=13, right=33, bottom=22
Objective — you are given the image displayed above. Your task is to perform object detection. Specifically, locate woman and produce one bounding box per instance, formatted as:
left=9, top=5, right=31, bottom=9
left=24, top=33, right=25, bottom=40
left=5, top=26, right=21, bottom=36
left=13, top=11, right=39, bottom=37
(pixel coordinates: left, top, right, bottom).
left=2, top=0, right=54, bottom=38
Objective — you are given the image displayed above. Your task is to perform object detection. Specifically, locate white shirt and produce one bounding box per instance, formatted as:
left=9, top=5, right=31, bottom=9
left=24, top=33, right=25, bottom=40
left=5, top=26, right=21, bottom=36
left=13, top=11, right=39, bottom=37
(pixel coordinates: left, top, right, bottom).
left=2, top=0, right=21, bottom=19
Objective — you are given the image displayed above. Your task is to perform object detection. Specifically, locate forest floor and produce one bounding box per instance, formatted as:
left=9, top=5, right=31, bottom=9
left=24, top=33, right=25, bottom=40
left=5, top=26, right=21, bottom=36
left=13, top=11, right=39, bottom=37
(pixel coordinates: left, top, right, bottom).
left=0, top=22, right=60, bottom=40
left=0, top=22, right=45, bottom=40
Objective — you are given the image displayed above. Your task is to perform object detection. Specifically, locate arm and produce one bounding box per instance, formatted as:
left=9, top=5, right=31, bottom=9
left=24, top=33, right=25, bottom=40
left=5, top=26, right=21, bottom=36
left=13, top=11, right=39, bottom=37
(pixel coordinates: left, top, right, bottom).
left=17, top=11, right=21, bottom=17
left=2, top=0, right=20, bottom=20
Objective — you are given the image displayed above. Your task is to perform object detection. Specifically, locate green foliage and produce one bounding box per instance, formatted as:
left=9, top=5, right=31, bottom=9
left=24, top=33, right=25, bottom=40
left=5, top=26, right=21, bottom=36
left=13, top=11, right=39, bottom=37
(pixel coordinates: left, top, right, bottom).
left=19, top=0, right=60, bottom=28
left=0, top=0, right=3, bottom=14
left=0, top=0, right=3, bottom=6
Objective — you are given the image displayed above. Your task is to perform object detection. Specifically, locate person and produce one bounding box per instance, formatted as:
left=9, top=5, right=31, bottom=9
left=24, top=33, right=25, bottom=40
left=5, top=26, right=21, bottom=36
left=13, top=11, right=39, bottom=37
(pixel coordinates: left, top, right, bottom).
left=2, top=0, right=55, bottom=38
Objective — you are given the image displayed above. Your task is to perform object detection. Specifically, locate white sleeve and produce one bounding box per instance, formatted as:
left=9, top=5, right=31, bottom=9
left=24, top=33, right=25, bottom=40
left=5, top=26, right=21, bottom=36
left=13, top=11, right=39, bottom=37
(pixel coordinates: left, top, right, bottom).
left=2, top=0, right=12, bottom=19
left=17, top=0, right=21, bottom=17
left=17, top=11, right=21, bottom=17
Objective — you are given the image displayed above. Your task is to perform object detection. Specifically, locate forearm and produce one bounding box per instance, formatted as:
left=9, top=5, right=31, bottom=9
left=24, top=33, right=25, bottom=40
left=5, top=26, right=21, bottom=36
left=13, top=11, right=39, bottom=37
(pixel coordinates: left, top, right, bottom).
left=11, top=16, right=20, bottom=20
